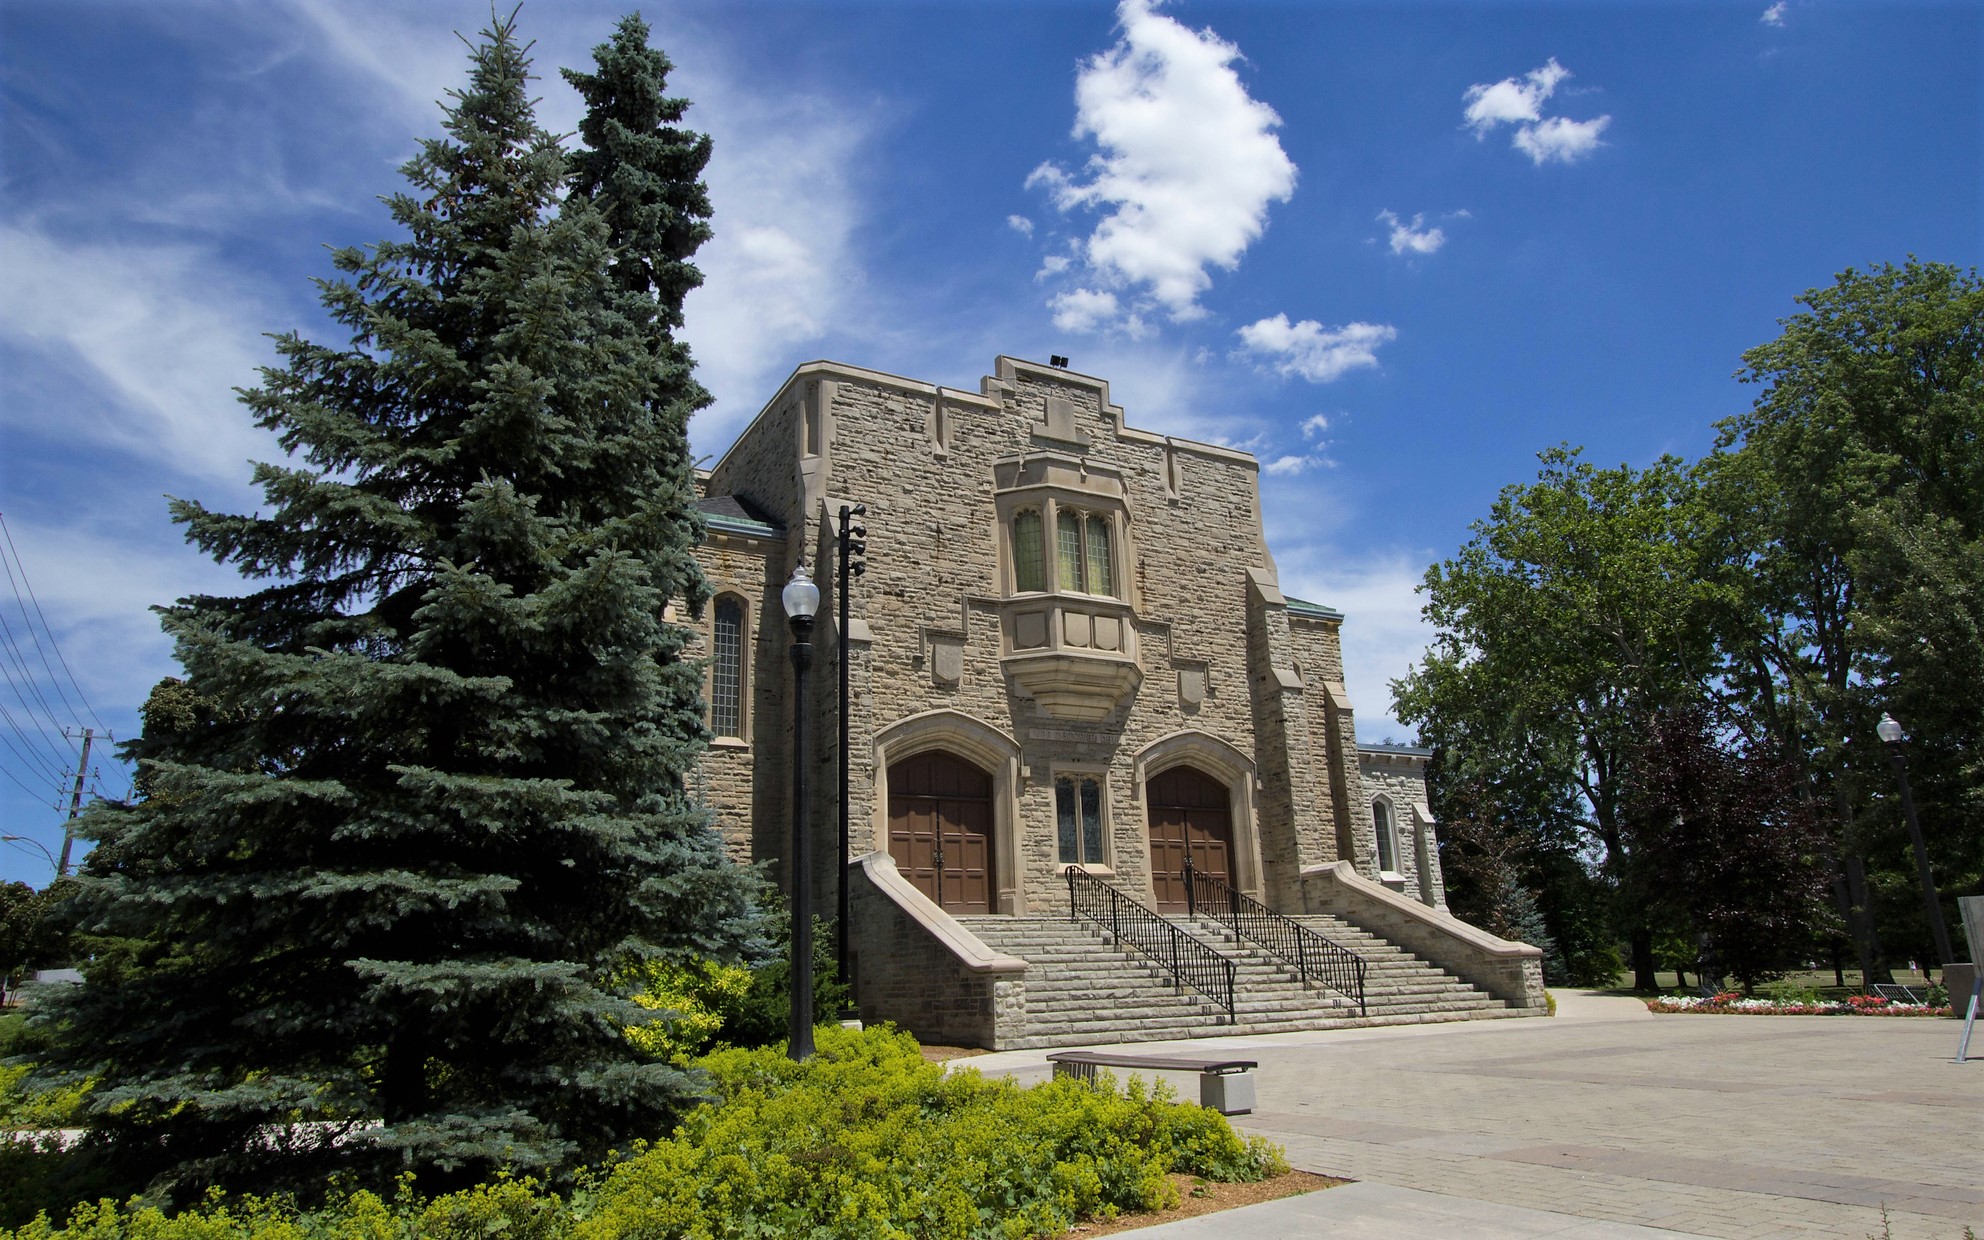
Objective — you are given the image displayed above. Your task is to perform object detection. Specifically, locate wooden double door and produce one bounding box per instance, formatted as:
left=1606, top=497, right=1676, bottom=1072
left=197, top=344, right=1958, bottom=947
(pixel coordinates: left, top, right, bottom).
left=887, top=751, right=994, bottom=913
left=1146, top=765, right=1234, bottom=913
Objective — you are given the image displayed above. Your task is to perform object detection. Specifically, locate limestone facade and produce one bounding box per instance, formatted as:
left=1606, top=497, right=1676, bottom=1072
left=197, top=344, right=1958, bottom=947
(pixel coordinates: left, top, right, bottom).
left=685, top=355, right=1448, bottom=940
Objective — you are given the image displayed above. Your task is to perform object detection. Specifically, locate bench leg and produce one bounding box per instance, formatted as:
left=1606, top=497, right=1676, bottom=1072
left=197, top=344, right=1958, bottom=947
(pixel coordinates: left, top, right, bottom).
left=1200, top=1070, right=1254, bottom=1116
left=1053, top=1062, right=1099, bottom=1084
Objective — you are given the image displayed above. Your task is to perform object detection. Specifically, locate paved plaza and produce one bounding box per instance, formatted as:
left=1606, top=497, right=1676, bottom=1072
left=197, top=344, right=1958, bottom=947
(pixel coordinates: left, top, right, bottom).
left=968, top=991, right=1983, bottom=1239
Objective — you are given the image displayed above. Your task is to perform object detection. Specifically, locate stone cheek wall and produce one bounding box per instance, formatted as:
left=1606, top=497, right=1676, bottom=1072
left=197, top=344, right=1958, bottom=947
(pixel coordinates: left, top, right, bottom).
left=1357, top=755, right=1446, bottom=909
left=847, top=858, right=1027, bottom=1049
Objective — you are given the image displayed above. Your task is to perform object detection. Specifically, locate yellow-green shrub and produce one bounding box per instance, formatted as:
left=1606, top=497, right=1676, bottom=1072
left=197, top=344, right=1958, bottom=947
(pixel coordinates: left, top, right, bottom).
left=4, top=1027, right=1286, bottom=1240
left=618, top=960, right=753, bottom=1060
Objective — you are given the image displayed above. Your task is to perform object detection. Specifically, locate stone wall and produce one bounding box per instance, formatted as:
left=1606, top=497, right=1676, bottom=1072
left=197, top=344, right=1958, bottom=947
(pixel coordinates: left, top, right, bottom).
left=1301, top=861, right=1547, bottom=1010
left=1357, top=748, right=1447, bottom=910
left=694, top=355, right=1386, bottom=923
left=846, top=852, right=1027, bottom=1049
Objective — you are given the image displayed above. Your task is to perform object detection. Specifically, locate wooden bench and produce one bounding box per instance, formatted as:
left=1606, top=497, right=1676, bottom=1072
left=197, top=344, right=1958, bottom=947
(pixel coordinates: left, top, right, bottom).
left=1045, top=1050, right=1258, bottom=1115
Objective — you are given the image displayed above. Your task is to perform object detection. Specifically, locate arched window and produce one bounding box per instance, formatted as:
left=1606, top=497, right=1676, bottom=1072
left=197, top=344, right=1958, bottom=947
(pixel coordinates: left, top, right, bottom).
left=1012, top=509, right=1045, bottom=592
left=711, top=596, right=745, bottom=738
left=1372, top=799, right=1396, bottom=873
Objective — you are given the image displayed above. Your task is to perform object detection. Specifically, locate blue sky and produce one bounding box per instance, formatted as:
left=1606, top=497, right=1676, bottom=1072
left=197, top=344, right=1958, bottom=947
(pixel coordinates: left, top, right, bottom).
left=0, top=0, right=1976, bottom=885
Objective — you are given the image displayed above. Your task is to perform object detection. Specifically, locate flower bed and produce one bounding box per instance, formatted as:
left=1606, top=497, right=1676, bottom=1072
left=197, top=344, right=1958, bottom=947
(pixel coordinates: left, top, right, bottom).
left=1647, top=991, right=1952, bottom=1017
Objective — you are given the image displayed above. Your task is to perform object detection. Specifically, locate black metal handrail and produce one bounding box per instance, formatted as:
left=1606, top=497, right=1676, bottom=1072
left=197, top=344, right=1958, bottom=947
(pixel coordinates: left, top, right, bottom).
left=1185, top=866, right=1367, bottom=1016
left=1065, top=867, right=1236, bottom=1024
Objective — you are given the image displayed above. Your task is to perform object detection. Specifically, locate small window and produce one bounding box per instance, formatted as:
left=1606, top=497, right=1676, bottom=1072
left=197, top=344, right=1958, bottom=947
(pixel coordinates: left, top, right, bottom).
left=1054, top=509, right=1117, bottom=598
left=1012, top=509, right=1045, bottom=592
left=1084, top=516, right=1112, bottom=595
left=712, top=597, right=744, bottom=738
left=1373, top=800, right=1396, bottom=872
left=1057, top=511, right=1083, bottom=591
left=1056, top=775, right=1106, bottom=866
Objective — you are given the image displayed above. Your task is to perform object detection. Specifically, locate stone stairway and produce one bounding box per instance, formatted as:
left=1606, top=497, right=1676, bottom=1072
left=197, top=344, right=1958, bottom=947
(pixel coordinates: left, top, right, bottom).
left=954, top=911, right=1522, bottom=1049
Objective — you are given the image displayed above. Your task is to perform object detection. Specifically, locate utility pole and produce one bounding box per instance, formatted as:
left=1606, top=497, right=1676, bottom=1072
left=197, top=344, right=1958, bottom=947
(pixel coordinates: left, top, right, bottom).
left=58, top=727, right=92, bottom=878
left=836, top=503, right=867, bottom=995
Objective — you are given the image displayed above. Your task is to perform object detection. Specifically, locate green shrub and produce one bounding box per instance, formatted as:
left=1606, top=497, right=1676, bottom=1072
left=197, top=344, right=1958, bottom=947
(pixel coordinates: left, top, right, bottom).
left=1760, top=980, right=1820, bottom=1006
left=1, top=1027, right=1285, bottom=1240
left=619, top=959, right=754, bottom=1061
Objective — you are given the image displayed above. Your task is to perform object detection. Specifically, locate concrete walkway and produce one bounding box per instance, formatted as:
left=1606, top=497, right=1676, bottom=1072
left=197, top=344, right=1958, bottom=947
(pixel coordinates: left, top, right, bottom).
left=966, top=990, right=1983, bottom=1239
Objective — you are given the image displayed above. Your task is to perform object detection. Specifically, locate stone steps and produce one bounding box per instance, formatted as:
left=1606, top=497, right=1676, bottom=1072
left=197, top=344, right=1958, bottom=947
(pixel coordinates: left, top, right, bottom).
left=957, top=910, right=1514, bottom=1048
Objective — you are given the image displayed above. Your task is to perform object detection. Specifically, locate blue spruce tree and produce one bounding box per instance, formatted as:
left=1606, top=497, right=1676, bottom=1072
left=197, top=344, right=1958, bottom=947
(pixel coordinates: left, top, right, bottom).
left=37, top=12, right=755, bottom=1197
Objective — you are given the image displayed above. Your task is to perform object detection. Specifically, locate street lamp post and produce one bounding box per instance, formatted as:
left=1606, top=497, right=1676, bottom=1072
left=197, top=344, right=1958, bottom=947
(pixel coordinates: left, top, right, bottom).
left=1876, top=713, right=1956, bottom=968
left=782, top=564, right=821, bottom=1061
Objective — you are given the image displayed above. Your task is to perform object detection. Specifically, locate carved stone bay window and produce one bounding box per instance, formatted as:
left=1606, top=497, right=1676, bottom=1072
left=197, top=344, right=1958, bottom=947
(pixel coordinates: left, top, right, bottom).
left=993, top=453, right=1141, bottom=720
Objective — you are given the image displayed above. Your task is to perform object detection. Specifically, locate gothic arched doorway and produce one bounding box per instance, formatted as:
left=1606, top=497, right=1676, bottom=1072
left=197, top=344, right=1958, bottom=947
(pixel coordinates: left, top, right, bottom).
left=887, top=751, right=995, bottom=913
left=1145, top=765, right=1233, bottom=912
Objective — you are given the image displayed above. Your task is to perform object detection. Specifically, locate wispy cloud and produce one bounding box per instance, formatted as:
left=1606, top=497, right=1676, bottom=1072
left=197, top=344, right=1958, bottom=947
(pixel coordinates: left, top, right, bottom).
left=1006, top=214, right=1034, bottom=237
left=1026, top=0, right=1296, bottom=332
left=1376, top=209, right=1446, bottom=256
left=1236, top=314, right=1395, bottom=383
left=1463, top=58, right=1611, bottom=166
left=0, top=225, right=283, bottom=487
left=1761, top=2, right=1788, bottom=26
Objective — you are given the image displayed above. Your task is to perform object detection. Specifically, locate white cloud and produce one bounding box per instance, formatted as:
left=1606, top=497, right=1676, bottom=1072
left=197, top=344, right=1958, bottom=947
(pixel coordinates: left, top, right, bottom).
left=1512, top=115, right=1612, bottom=165
left=1376, top=209, right=1446, bottom=256
left=1463, top=58, right=1571, bottom=134
left=1236, top=314, right=1396, bottom=383
left=1300, top=413, right=1331, bottom=439
left=1037, top=254, right=1073, bottom=279
left=1263, top=455, right=1310, bottom=476
left=1761, top=2, right=1787, bottom=26
left=1028, top=0, right=1297, bottom=323
left=0, top=224, right=283, bottom=486
left=1463, top=58, right=1611, bottom=167
left=1049, top=288, right=1123, bottom=333
left=1006, top=214, right=1034, bottom=237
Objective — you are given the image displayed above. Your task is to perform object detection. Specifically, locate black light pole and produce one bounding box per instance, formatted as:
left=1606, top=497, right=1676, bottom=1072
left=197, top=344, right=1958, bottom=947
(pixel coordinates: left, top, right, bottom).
left=836, top=503, right=867, bottom=989
left=782, top=564, right=821, bottom=1060
left=1876, top=712, right=1956, bottom=968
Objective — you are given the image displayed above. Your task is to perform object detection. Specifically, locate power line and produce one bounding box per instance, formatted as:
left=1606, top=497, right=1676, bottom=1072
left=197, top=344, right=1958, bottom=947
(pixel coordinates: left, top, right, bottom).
left=0, top=514, right=109, bottom=733
left=0, top=601, right=77, bottom=762
left=0, top=693, right=69, bottom=788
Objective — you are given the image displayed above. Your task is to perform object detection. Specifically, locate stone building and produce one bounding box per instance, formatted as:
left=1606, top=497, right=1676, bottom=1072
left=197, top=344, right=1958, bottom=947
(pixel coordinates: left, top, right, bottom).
left=687, top=355, right=1544, bottom=1048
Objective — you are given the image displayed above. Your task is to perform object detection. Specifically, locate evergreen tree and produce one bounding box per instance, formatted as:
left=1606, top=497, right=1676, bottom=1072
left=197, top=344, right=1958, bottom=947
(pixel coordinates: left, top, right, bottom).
left=34, top=13, right=754, bottom=1198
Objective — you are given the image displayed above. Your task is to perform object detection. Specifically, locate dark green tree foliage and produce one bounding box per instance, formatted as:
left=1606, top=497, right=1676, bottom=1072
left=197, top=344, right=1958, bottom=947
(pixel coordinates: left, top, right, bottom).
left=34, top=14, right=755, bottom=1197
left=0, top=882, right=66, bottom=1002
left=1396, top=448, right=1734, bottom=989
left=1621, top=709, right=1834, bottom=990
left=1712, top=261, right=1984, bottom=968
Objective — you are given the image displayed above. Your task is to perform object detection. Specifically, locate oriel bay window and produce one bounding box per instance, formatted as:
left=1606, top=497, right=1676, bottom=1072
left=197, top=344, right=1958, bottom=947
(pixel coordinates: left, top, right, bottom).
left=1056, top=774, right=1106, bottom=867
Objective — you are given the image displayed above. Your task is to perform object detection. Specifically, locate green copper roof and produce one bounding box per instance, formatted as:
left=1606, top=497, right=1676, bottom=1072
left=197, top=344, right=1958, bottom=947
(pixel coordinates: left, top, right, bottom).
left=1284, top=596, right=1344, bottom=621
